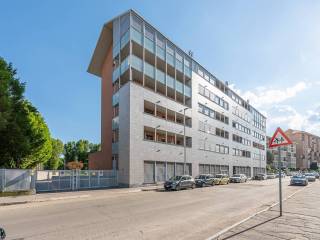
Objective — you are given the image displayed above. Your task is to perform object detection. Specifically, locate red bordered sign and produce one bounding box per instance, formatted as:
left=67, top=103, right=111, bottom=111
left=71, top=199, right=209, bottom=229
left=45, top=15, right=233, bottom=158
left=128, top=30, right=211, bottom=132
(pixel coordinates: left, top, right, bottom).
left=269, top=127, right=293, bottom=148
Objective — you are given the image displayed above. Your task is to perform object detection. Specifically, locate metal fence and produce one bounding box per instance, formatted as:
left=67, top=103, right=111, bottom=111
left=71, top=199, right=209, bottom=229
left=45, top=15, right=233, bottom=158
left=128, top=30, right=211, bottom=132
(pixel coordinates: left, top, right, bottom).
left=0, top=169, right=118, bottom=193
left=35, top=170, right=118, bottom=192
left=0, top=169, right=36, bottom=192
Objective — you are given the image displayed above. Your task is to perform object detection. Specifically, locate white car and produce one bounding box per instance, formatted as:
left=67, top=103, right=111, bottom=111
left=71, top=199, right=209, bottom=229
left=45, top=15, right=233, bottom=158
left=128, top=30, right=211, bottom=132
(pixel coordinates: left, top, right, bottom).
left=304, top=173, right=316, bottom=182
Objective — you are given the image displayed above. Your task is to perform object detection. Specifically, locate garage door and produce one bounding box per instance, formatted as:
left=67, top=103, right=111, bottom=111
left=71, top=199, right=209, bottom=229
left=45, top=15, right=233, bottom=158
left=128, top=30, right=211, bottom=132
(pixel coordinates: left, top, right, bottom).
left=176, top=163, right=184, bottom=176
left=144, top=161, right=155, bottom=183
left=167, top=163, right=175, bottom=180
left=156, top=162, right=166, bottom=182
left=185, top=163, right=192, bottom=176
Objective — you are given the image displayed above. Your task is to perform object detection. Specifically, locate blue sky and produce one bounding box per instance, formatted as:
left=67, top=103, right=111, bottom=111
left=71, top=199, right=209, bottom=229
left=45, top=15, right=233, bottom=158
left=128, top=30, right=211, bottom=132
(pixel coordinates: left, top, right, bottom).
left=1, top=0, right=319, bottom=143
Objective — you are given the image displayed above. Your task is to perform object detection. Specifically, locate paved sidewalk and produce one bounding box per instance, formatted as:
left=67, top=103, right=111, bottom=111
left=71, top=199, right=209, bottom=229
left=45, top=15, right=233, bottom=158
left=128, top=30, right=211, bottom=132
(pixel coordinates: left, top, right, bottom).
left=217, top=181, right=320, bottom=240
left=0, top=184, right=163, bottom=206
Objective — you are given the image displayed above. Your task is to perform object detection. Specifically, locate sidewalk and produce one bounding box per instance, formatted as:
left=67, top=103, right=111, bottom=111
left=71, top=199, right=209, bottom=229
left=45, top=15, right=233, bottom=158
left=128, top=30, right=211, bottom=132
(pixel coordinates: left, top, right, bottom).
left=0, top=184, right=163, bottom=206
left=216, top=181, right=320, bottom=240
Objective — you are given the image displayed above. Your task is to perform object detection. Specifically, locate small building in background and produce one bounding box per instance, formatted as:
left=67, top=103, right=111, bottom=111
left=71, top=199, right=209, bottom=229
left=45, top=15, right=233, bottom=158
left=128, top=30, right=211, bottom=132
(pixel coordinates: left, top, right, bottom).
left=285, top=129, right=320, bottom=170
left=267, top=136, right=297, bottom=169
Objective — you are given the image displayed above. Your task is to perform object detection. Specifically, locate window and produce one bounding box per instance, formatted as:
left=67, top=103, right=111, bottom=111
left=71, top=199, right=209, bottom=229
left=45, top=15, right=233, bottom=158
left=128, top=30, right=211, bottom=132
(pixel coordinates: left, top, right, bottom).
left=156, top=106, right=166, bottom=119
left=132, top=15, right=142, bottom=32
left=112, top=129, right=119, bottom=143
left=144, top=127, right=155, bottom=141
left=198, top=84, right=229, bottom=111
left=144, top=100, right=155, bottom=115
left=198, top=103, right=229, bottom=125
left=112, top=105, right=119, bottom=118
left=156, top=129, right=166, bottom=143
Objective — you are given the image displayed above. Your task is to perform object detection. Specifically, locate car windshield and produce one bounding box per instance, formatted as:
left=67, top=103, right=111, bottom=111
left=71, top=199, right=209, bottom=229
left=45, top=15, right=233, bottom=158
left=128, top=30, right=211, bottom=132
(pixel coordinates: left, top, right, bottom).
left=292, top=175, right=305, bottom=179
left=169, top=176, right=182, bottom=181
left=305, top=173, right=314, bottom=176
left=197, top=175, right=207, bottom=179
left=233, top=175, right=241, bottom=177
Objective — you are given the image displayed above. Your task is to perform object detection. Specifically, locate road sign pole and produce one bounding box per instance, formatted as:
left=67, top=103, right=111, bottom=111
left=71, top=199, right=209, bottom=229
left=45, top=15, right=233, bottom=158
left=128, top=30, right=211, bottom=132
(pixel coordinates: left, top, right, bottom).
left=278, top=146, right=283, bottom=216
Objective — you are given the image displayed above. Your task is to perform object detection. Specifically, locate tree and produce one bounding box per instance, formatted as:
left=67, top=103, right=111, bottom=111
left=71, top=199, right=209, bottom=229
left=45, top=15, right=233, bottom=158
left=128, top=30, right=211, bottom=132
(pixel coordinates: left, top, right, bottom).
left=19, top=101, right=52, bottom=169
left=63, top=140, right=100, bottom=169
left=0, top=57, right=52, bottom=168
left=44, top=138, right=64, bottom=170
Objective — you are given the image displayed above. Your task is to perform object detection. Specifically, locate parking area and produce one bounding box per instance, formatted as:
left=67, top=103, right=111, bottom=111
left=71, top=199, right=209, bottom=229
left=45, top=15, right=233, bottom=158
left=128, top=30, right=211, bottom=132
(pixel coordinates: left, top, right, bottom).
left=0, top=177, right=314, bottom=240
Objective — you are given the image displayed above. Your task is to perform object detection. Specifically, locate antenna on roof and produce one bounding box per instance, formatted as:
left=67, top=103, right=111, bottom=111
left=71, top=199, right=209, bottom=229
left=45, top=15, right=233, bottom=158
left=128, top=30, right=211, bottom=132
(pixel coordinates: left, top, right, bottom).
left=188, top=50, right=193, bottom=58
left=225, top=81, right=229, bottom=86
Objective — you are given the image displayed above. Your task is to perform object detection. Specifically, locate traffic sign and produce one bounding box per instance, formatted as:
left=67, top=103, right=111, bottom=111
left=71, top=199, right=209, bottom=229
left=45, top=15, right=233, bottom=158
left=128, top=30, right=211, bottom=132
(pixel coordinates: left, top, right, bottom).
left=269, top=127, right=292, bottom=148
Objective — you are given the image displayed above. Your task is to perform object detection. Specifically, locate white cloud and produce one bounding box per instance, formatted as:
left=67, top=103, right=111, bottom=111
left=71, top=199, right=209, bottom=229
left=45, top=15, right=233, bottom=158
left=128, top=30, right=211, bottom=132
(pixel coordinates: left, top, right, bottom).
left=229, top=82, right=320, bottom=136
left=233, top=81, right=308, bottom=108
left=266, top=104, right=320, bottom=136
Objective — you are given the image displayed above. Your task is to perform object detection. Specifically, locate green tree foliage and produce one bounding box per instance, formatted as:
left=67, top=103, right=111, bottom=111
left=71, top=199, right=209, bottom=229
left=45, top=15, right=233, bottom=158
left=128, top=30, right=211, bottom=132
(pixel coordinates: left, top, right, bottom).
left=64, top=140, right=100, bottom=169
left=45, top=138, right=64, bottom=170
left=0, top=57, right=52, bottom=168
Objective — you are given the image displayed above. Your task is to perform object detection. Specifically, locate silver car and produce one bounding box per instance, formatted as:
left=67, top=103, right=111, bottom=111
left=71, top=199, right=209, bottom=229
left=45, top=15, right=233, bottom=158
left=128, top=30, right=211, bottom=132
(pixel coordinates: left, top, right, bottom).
left=304, top=173, right=316, bottom=182
left=229, top=174, right=247, bottom=183
left=164, top=175, right=195, bottom=191
left=266, top=174, right=276, bottom=179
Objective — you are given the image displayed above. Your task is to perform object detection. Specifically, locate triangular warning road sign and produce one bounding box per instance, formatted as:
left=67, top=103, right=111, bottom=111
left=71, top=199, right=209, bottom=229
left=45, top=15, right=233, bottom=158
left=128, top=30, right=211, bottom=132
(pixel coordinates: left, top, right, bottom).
left=269, top=127, right=293, bottom=148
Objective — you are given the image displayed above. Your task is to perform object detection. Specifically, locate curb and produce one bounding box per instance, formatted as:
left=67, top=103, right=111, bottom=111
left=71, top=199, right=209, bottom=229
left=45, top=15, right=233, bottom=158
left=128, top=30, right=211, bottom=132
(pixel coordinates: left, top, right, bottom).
left=0, top=188, right=143, bottom=207
left=0, top=194, right=90, bottom=207
left=205, top=184, right=311, bottom=240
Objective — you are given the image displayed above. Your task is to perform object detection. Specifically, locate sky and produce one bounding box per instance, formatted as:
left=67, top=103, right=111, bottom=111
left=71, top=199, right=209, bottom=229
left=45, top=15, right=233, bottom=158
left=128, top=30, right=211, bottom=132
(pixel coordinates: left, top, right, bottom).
left=1, top=0, right=319, bottom=143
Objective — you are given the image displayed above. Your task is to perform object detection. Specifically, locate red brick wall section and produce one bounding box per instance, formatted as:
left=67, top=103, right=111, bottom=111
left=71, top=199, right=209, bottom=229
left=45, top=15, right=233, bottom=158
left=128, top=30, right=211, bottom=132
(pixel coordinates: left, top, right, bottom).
left=89, top=45, right=113, bottom=170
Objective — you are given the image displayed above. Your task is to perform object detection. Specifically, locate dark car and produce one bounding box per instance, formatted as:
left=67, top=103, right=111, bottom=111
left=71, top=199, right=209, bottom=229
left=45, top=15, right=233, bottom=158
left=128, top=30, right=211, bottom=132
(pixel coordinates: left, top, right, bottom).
left=290, top=175, right=308, bottom=186
left=253, top=174, right=267, bottom=180
left=164, top=175, right=195, bottom=191
left=195, top=174, right=215, bottom=187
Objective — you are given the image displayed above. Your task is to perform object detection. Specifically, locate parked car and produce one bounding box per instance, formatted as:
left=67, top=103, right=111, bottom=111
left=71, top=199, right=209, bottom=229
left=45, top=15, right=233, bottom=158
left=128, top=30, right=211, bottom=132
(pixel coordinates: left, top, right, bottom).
left=304, top=173, right=316, bottom=182
left=213, top=174, right=229, bottom=185
left=276, top=172, right=286, bottom=178
left=290, top=175, right=308, bottom=186
left=253, top=174, right=267, bottom=180
left=312, top=172, right=319, bottom=179
left=229, top=174, right=247, bottom=183
left=164, top=175, right=195, bottom=191
left=266, top=174, right=276, bottom=179
left=195, top=174, right=215, bottom=187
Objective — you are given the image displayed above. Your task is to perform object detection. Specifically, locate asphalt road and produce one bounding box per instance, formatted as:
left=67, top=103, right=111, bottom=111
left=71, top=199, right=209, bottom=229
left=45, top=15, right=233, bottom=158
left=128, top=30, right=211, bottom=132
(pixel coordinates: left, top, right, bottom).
left=0, top=178, right=306, bottom=240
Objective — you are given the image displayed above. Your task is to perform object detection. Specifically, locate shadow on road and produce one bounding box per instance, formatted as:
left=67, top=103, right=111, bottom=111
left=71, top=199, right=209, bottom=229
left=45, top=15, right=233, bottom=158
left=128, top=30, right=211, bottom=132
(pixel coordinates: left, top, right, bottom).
left=219, top=215, right=280, bottom=240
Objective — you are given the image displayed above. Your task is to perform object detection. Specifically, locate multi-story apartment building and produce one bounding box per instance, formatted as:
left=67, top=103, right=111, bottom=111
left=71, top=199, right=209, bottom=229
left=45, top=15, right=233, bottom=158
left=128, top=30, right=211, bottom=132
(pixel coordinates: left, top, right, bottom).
left=266, top=136, right=297, bottom=169
left=88, top=10, right=267, bottom=187
left=285, top=129, right=320, bottom=169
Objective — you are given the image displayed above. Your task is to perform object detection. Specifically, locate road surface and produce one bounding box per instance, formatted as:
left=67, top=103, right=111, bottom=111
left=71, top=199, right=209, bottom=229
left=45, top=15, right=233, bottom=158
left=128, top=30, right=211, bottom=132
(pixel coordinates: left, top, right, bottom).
left=0, top=178, right=304, bottom=240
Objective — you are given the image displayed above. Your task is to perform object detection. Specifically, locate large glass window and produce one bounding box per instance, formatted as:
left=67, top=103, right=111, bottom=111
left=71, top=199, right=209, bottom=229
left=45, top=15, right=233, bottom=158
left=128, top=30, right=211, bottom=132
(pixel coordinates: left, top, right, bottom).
left=131, top=55, right=143, bottom=71
left=131, top=27, right=142, bottom=45
left=144, top=62, right=155, bottom=79
left=156, top=69, right=165, bottom=84
left=167, top=75, right=175, bottom=89
left=176, top=81, right=183, bottom=94
left=166, top=44, right=175, bottom=67
left=131, top=14, right=142, bottom=32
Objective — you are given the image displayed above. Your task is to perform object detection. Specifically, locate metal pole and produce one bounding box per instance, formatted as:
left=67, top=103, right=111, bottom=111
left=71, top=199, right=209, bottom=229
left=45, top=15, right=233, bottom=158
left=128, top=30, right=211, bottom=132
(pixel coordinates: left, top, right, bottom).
left=278, top=146, right=283, bottom=216
left=183, top=108, right=186, bottom=175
